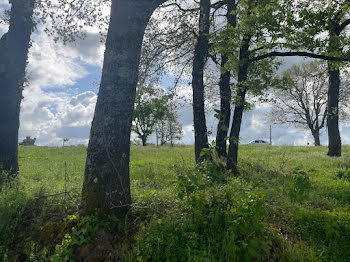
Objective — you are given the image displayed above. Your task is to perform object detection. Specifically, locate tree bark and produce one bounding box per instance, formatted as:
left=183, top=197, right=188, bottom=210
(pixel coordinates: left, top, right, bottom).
left=227, top=35, right=251, bottom=173
left=326, top=18, right=343, bottom=157
left=192, top=0, right=211, bottom=163
left=312, top=129, right=321, bottom=146
left=327, top=65, right=341, bottom=156
left=0, top=0, right=35, bottom=179
left=81, top=0, right=164, bottom=218
left=226, top=87, right=247, bottom=172
left=216, top=54, right=231, bottom=158
left=215, top=1, right=236, bottom=158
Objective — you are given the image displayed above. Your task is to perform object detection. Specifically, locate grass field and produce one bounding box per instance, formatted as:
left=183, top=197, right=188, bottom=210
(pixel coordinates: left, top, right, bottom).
left=1, top=145, right=350, bottom=261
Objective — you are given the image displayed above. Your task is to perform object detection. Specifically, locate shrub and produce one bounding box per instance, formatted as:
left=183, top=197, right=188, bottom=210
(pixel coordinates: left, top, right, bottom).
left=50, top=215, right=104, bottom=262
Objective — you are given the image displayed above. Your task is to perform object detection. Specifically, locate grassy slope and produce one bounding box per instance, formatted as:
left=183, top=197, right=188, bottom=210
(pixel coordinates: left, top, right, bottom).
left=1, top=145, right=350, bottom=261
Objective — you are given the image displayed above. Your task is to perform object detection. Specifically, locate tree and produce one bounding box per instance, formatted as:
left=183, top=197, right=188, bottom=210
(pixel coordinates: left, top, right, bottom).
left=0, top=0, right=107, bottom=180
left=132, top=86, right=169, bottom=146
left=217, top=0, right=350, bottom=171
left=0, top=0, right=35, bottom=178
left=81, top=0, right=166, bottom=218
left=156, top=100, right=183, bottom=146
left=133, top=0, right=228, bottom=159
left=269, top=61, right=350, bottom=146
left=218, top=0, right=283, bottom=172
left=280, top=0, right=350, bottom=156
left=215, top=0, right=237, bottom=158
left=192, top=0, right=211, bottom=163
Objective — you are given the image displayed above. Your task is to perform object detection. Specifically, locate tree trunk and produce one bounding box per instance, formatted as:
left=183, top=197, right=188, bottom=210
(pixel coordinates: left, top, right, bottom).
left=226, top=87, right=247, bottom=172
left=216, top=54, right=231, bottom=158
left=227, top=36, right=251, bottom=173
left=155, top=127, right=159, bottom=146
left=141, top=136, right=147, bottom=146
left=215, top=2, right=236, bottom=159
left=0, top=0, right=35, bottom=180
left=81, top=0, right=163, bottom=218
left=312, top=129, right=321, bottom=146
left=327, top=64, right=341, bottom=156
left=192, top=0, right=211, bottom=163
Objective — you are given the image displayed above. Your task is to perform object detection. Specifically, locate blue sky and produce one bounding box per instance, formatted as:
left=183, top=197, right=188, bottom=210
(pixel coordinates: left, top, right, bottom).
left=1, top=0, right=350, bottom=147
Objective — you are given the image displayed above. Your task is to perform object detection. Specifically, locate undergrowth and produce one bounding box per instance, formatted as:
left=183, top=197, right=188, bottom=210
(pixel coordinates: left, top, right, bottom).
left=0, top=145, right=350, bottom=261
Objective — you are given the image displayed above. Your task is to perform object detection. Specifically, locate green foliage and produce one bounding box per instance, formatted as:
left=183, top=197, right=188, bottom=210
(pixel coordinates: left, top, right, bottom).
left=0, top=170, right=9, bottom=187
left=286, top=208, right=350, bottom=261
left=282, top=0, right=350, bottom=57
left=50, top=215, right=103, bottom=262
left=0, top=182, right=45, bottom=261
left=335, top=158, right=350, bottom=181
left=335, top=169, right=350, bottom=181
left=137, top=182, right=270, bottom=262
left=176, top=147, right=226, bottom=197
left=2, top=145, right=350, bottom=261
left=132, top=85, right=174, bottom=145
left=284, top=168, right=312, bottom=202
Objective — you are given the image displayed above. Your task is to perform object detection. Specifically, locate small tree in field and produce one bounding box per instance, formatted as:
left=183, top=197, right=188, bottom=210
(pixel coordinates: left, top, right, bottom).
left=156, top=100, right=183, bottom=146
left=132, top=85, right=169, bottom=146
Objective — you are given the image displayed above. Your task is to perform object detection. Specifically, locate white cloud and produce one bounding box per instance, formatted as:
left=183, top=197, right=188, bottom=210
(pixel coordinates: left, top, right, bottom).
left=63, top=31, right=105, bottom=67
left=27, top=31, right=91, bottom=88
left=20, top=89, right=97, bottom=146
left=18, top=25, right=100, bottom=146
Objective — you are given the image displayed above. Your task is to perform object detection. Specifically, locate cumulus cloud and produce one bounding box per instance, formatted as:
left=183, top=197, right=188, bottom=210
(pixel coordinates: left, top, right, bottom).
left=63, top=31, right=105, bottom=67
left=28, top=39, right=88, bottom=88
left=18, top=24, right=100, bottom=145
left=20, top=89, right=97, bottom=146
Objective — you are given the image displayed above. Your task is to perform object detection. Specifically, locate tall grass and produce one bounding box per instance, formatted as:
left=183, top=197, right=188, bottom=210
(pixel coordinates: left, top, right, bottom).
left=0, top=145, right=349, bottom=261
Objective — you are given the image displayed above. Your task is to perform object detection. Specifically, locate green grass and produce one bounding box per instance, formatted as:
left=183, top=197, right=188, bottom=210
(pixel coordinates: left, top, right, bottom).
left=1, top=145, right=350, bottom=261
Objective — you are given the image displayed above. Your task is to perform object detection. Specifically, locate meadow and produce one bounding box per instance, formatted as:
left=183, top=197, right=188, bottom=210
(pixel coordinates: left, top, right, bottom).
left=1, top=145, right=350, bottom=261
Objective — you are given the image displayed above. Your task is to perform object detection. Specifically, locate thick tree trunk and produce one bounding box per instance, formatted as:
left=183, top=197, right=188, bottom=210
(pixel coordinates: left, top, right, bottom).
left=0, top=0, right=35, bottom=179
left=326, top=22, right=342, bottom=157
left=327, top=65, right=341, bottom=156
left=216, top=54, right=231, bottom=158
left=81, top=0, right=163, bottom=217
left=192, top=0, right=211, bottom=163
left=227, top=36, right=251, bottom=172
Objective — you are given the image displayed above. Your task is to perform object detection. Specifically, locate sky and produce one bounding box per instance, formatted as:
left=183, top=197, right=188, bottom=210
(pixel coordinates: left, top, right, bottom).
left=1, top=0, right=350, bottom=147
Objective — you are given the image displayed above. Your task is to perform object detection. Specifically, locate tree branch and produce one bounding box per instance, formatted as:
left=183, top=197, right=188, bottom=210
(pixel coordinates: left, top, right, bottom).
left=251, top=51, right=350, bottom=62
left=336, top=18, right=350, bottom=34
